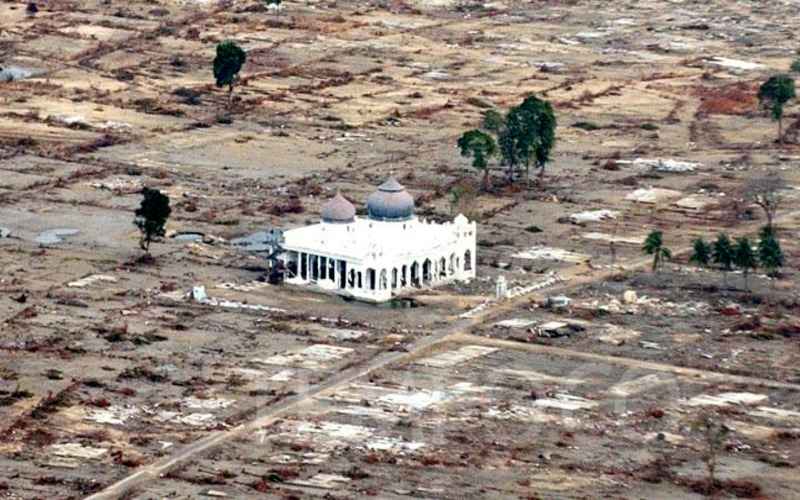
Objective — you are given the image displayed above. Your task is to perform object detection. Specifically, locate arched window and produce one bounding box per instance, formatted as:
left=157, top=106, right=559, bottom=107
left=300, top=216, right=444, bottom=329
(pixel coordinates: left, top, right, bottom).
left=464, top=250, right=472, bottom=271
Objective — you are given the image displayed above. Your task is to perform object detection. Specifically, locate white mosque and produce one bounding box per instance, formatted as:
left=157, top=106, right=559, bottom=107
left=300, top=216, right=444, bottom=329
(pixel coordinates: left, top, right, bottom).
left=280, top=177, right=477, bottom=302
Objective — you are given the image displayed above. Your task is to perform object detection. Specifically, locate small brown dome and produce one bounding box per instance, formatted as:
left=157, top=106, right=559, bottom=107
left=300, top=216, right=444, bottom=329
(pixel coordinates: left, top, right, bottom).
left=321, top=191, right=355, bottom=223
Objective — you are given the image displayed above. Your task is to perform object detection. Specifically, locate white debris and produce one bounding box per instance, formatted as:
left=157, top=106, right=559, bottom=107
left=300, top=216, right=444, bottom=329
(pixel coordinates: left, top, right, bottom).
left=325, top=329, right=367, bottom=341
left=68, top=274, right=118, bottom=288
left=366, top=436, right=426, bottom=452
left=85, top=405, right=140, bottom=426
left=254, top=345, right=354, bottom=370
left=569, top=209, right=619, bottom=224
left=295, top=421, right=373, bottom=440
left=422, top=70, right=449, bottom=80
left=706, top=57, right=764, bottom=72
left=675, top=194, right=718, bottom=210
left=608, top=374, right=672, bottom=397
left=512, top=246, right=590, bottom=263
left=51, top=443, right=108, bottom=460
left=192, top=285, right=208, bottom=302
left=625, top=187, right=683, bottom=204
left=49, top=114, right=90, bottom=128
left=90, top=177, right=143, bottom=193
left=749, top=407, right=800, bottom=422
left=623, top=290, right=638, bottom=304
left=597, top=324, right=641, bottom=345
left=582, top=232, right=644, bottom=245
left=289, top=473, right=351, bottom=489
left=417, top=345, right=498, bottom=368
left=686, top=392, right=768, bottom=407
left=379, top=390, right=448, bottom=411
left=155, top=411, right=217, bottom=426
left=534, top=393, right=598, bottom=411
left=495, top=318, right=536, bottom=329
left=619, top=158, right=700, bottom=173
left=268, top=369, right=296, bottom=382
left=486, top=405, right=579, bottom=427
left=184, top=397, right=235, bottom=410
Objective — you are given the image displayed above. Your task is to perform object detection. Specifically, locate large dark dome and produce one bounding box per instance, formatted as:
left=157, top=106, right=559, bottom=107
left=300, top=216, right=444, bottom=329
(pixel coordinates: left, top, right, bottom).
left=366, top=177, right=415, bottom=221
left=321, top=191, right=355, bottom=223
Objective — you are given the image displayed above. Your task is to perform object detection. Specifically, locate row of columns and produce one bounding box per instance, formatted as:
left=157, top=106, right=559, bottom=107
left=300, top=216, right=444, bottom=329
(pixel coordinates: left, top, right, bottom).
left=291, top=250, right=474, bottom=296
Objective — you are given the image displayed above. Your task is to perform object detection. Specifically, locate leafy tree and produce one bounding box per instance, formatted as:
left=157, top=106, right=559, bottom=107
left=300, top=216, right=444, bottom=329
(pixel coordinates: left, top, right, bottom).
left=743, top=174, right=787, bottom=229
left=642, top=230, right=671, bottom=272
left=758, top=75, right=796, bottom=144
left=758, top=226, right=784, bottom=278
left=792, top=58, right=800, bottom=74
left=712, top=233, right=734, bottom=286
left=498, top=95, right=556, bottom=181
left=458, top=129, right=497, bottom=190
left=134, top=188, right=171, bottom=254
left=213, top=41, right=247, bottom=104
left=481, top=109, right=505, bottom=133
left=733, top=237, right=757, bottom=290
left=690, top=237, right=711, bottom=267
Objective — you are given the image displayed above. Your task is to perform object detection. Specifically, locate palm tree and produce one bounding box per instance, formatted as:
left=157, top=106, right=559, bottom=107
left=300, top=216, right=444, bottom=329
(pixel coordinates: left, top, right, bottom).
left=642, top=230, right=672, bottom=272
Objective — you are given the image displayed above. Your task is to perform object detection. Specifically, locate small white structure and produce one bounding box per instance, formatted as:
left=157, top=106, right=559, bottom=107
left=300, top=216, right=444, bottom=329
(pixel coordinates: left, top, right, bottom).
left=280, top=177, right=477, bottom=302
left=495, top=276, right=508, bottom=299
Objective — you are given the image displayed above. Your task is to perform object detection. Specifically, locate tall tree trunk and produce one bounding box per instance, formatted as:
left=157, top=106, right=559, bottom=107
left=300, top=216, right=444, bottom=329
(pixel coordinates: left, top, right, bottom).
left=778, top=115, right=783, bottom=145
left=228, top=83, right=234, bottom=106
left=482, top=168, right=490, bottom=191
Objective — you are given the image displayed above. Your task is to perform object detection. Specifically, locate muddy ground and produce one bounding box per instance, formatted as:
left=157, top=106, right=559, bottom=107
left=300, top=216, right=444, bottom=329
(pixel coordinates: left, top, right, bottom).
left=1, top=0, right=800, bottom=498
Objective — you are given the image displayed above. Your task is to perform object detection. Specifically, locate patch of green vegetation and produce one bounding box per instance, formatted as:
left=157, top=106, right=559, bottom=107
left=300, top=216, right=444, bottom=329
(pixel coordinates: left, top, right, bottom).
left=640, top=123, right=660, bottom=131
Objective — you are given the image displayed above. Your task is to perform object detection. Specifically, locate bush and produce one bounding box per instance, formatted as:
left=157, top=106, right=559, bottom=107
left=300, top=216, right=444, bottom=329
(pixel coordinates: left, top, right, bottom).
left=791, top=58, right=800, bottom=73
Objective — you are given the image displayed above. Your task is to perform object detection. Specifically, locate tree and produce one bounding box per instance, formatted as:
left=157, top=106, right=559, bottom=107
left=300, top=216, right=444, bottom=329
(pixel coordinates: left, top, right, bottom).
left=689, top=237, right=711, bottom=267
left=712, top=233, right=735, bottom=286
left=733, top=237, right=757, bottom=290
left=134, top=188, right=171, bottom=254
left=458, top=129, right=497, bottom=190
left=642, top=230, right=671, bottom=272
left=758, top=226, right=785, bottom=278
left=498, top=95, right=556, bottom=181
left=692, top=413, right=730, bottom=495
left=481, top=109, right=505, bottom=133
left=758, top=75, right=796, bottom=144
left=743, top=175, right=787, bottom=229
left=213, top=41, right=247, bottom=104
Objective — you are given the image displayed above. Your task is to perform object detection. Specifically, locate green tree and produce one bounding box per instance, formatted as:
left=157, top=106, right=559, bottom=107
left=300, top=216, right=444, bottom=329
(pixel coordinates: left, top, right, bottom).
left=758, top=75, right=796, bottom=144
left=758, top=226, right=784, bottom=278
left=213, top=41, right=247, bottom=104
left=689, top=237, right=711, bottom=267
left=481, top=109, right=505, bottom=133
left=733, top=237, right=757, bottom=290
left=712, top=233, right=734, bottom=286
left=642, top=230, right=671, bottom=272
left=498, top=95, right=556, bottom=181
left=134, top=188, right=171, bottom=254
left=458, top=129, right=497, bottom=191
